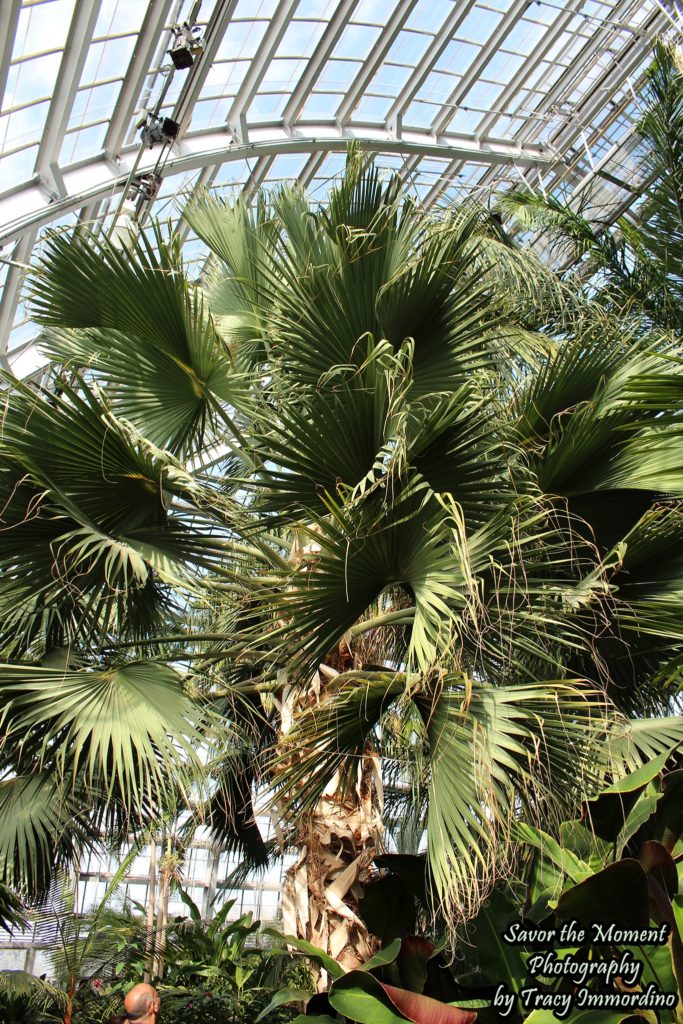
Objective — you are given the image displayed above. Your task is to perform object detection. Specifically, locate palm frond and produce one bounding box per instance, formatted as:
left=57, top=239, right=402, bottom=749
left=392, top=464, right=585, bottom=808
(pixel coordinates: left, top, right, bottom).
left=30, top=224, right=247, bottom=455
left=0, top=373, right=228, bottom=653
left=0, top=774, right=97, bottom=894
left=269, top=669, right=609, bottom=922
left=0, top=661, right=204, bottom=811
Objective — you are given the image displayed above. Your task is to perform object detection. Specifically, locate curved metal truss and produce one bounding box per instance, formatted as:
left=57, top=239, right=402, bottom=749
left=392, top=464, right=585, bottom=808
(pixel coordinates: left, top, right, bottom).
left=0, top=0, right=680, bottom=370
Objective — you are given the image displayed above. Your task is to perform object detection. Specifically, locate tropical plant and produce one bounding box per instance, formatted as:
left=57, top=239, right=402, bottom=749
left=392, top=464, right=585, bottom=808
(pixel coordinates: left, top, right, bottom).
left=449, top=750, right=683, bottom=1024
left=499, top=41, right=683, bottom=333
left=159, top=891, right=311, bottom=1024
left=166, top=890, right=265, bottom=988
left=259, top=928, right=478, bottom=1024
left=1, top=135, right=683, bottom=979
left=262, top=751, right=683, bottom=1024
left=0, top=972, right=66, bottom=1024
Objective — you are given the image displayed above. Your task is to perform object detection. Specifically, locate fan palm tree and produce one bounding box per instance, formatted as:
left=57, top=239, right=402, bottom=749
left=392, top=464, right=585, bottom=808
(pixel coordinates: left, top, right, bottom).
left=0, top=143, right=682, bottom=970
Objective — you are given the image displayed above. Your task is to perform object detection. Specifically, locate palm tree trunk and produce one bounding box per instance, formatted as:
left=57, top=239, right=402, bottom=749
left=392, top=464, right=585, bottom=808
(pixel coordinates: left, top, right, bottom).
left=278, top=661, right=383, bottom=970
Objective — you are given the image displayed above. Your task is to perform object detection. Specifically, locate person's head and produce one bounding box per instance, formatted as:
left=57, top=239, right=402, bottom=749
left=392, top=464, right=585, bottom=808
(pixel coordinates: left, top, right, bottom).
left=123, top=983, right=161, bottom=1022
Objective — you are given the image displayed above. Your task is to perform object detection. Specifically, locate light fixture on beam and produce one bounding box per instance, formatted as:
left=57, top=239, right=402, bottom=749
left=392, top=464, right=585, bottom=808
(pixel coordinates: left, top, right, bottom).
left=168, top=22, right=204, bottom=70
left=138, top=113, right=180, bottom=148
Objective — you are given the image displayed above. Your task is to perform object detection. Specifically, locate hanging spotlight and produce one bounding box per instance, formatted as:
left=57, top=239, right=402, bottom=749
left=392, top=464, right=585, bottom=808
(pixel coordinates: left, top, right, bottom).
left=138, top=112, right=180, bottom=148
left=168, top=22, right=204, bottom=70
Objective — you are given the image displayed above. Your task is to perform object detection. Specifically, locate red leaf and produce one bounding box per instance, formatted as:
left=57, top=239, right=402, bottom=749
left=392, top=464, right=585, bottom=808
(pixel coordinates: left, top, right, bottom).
left=380, top=982, right=477, bottom=1024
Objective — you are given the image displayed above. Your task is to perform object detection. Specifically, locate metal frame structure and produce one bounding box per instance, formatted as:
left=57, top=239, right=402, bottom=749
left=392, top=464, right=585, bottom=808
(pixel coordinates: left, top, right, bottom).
left=0, top=826, right=295, bottom=974
left=0, top=0, right=679, bottom=369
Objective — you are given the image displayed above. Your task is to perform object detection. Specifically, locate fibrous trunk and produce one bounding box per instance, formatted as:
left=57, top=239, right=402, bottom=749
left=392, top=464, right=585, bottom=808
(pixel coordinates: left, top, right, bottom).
left=277, top=665, right=384, bottom=971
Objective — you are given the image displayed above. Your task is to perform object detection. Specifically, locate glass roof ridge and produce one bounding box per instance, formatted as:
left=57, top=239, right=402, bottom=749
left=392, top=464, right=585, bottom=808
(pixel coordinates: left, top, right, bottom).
left=0, top=0, right=674, bottom=370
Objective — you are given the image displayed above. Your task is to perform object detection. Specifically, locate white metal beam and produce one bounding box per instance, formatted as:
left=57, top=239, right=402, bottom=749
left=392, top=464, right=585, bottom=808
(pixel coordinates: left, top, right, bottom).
left=515, top=0, right=657, bottom=145
left=103, top=0, right=175, bottom=159
left=475, top=0, right=585, bottom=139
left=398, top=152, right=421, bottom=193
left=0, top=0, right=22, bottom=114
left=226, top=0, right=301, bottom=136
left=431, top=0, right=530, bottom=137
left=385, top=0, right=478, bottom=129
left=0, top=125, right=552, bottom=247
left=172, top=0, right=240, bottom=138
left=242, top=154, right=276, bottom=200
left=77, top=197, right=104, bottom=228
left=177, top=162, right=219, bottom=241
left=336, top=0, right=418, bottom=125
left=282, top=0, right=360, bottom=125
left=34, top=0, right=102, bottom=195
left=0, top=228, right=38, bottom=358
left=547, top=8, right=666, bottom=158
left=299, top=150, right=326, bottom=189
left=473, top=0, right=658, bottom=193
left=421, top=157, right=462, bottom=208
left=567, top=126, right=638, bottom=201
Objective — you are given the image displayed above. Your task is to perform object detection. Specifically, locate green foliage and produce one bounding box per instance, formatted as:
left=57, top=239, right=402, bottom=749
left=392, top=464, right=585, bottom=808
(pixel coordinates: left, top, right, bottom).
left=158, top=893, right=312, bottom=1024
left=160, top=979, right=305, bottom=1024
left=453, top=755, right=683, bottom=1024
left=1, top=126, right=683, bottom=927
left=259, top=927, right=477, bottom=1024
left=260, top=756, right=683, bottom=1024
left=165, top=891, right=266, bottom=989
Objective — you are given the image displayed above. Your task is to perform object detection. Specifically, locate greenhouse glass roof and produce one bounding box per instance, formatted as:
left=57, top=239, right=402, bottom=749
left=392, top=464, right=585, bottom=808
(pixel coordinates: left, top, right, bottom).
left=0, top=0, right=679, bottom=373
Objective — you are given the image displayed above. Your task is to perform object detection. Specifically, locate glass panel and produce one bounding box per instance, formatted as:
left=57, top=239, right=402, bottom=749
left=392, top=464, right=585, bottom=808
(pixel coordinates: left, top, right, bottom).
left=247, top=91, right=290, bottom=120
left=354, top=0, right=393, bottom=22
left=353, top=94, right=392, bottom=120
left=213, top=159, right=253, bottom=186
left=485, top=49, right=526, bottom=85
left=0, top=145, right=38, bottom=192
left=187, top=96, right=231, bottom=131
left=60, top=121, right=108, bottom=164
left=457, top=6, right=504, bottom=44
left=12, top=0, right=75, bottom=60
left=266, top=152, right=308, bottom=180
left=81, top=35, right=137, bottom=85
left=435, top=39, right=480, bottom=75
left=233, top=0, right=280, bottom=16
left=5, top=53, right=62, bottom=107
left=333, top=24, right=382, bottom=61
left=403, top=98, right=441, bottom=125
left=502, top=17, right=548, bottom=55
left=299, top=91, right=345, bottom=118
left=68, top=81, right=122, bottom=130
left=405, top=0, right=452, bottom=33
left=0, top=101, right=49, bottom=152
left=317, top=58, right=362, bottom=90
left=94, top=0, right=146, bottom=38
left=368, top=60, right=413, bottom=96
left=494, top=114, right=526, bottom=135
left=444, top=106, right=481, bottom=133
left=293, top=0, right=337, bottom=15
left=277, top=18, right=328, bottom=57
left=418, top=70, right=459, bottom=104
left=388, top=28, right=434, bottom=66
left=216, top=19, right=269, bottom=61
left=461, top=79, right=504, bottom=109
left=261, top=56, right=308, bottom=88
